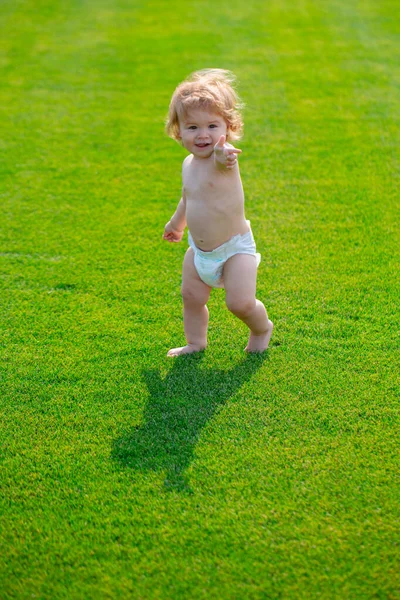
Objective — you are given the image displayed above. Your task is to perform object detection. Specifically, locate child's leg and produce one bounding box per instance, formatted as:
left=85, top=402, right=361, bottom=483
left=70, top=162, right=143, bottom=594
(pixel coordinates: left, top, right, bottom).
left=167, top=248, right=211, bottom=357
left=223, top=253, right=273, bottom=352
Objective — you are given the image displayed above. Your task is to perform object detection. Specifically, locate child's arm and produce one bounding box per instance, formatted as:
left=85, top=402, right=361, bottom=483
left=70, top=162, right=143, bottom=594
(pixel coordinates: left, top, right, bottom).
left=163, top=190, right=187, bottom=243
left=214, top=135, right=242, bottom=171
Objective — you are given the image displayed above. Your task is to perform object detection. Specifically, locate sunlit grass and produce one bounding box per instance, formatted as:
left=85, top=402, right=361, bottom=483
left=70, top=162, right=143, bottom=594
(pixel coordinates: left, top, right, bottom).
left=0, top=0, right=398, bottom=598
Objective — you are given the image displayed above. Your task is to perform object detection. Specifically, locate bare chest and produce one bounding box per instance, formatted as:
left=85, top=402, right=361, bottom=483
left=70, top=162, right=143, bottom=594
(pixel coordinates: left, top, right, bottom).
left=183, top=160, right=232, bottom=201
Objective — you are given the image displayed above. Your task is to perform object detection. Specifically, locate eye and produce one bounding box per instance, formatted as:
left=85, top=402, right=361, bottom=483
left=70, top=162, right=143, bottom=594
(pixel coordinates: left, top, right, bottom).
left=188, top=125, right=197, bottom=130
left=209, top=124, right=218, bottom=128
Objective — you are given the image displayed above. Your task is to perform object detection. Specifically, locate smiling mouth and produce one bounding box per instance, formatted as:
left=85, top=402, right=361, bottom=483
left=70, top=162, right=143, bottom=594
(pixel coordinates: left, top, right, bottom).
left=195, top=143, right=211, bottom=148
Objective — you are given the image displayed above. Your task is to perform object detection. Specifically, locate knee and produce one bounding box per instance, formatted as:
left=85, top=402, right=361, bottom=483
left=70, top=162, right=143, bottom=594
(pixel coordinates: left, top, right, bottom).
left=226, top=296, right=256, bottom=318
left=181, top=286, right=206, bottom=307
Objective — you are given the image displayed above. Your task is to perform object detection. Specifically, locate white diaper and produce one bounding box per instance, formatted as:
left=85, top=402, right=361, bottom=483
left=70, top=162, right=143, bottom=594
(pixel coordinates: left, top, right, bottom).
left=188, top=222, right=261, bottom=288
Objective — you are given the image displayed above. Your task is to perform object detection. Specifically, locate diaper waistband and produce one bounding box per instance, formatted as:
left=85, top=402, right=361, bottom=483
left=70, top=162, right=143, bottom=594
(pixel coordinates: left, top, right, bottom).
left=188, top=221, right=254, bottom=261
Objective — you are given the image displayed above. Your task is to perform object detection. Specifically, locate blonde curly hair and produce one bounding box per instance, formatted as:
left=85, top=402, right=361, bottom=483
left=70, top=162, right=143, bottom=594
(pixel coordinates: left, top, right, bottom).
left=166, top=69, right=244, bottom=142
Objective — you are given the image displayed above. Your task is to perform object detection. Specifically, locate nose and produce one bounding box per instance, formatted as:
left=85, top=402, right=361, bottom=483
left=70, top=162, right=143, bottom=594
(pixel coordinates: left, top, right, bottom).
left=196, top=129, right=209, bottom=139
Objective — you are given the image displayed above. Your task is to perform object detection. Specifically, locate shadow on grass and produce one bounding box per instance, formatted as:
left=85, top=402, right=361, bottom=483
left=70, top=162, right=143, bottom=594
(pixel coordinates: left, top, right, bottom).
left=111, top=352, right=267, bottom=493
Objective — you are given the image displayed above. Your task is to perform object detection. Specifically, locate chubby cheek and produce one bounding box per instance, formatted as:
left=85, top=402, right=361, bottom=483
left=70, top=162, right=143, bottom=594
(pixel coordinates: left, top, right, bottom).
left=184, top=135, right=194, bottom=147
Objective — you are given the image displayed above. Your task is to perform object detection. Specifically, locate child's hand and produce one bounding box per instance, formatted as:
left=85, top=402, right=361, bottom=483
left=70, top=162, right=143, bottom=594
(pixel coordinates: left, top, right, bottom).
left=163, top=221, right=184, bottom=243
left=214, top=135, right=242, bottom=169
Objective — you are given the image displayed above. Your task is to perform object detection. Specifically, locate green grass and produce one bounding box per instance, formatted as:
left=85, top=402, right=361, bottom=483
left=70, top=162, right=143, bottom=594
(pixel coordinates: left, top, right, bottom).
left=1, top=0, right=399, bottom=598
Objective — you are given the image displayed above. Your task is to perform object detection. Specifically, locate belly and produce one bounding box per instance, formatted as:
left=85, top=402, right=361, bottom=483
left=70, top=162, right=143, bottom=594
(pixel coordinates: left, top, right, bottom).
left=186, top=201, right=248, bottom=251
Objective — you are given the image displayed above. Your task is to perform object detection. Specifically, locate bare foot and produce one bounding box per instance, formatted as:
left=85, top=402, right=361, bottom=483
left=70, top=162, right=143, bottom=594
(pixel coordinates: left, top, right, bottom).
left=167, top=344, right=206, bottom=357
left=245, top=320, right=274, bottom=353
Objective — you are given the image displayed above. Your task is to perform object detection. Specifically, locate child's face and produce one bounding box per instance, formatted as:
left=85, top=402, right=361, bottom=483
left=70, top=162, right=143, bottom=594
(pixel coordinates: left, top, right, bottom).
left=178, top=109, right=228, bottom=158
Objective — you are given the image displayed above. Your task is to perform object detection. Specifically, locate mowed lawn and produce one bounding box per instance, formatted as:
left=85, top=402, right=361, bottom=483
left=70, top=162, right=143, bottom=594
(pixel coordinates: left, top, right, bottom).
left=0, top=0, right=399, bottom=598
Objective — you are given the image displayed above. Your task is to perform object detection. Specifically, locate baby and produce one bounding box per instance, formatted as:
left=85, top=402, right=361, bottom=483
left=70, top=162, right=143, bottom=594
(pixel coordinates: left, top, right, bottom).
left=163, top=69, right=273, bottom=357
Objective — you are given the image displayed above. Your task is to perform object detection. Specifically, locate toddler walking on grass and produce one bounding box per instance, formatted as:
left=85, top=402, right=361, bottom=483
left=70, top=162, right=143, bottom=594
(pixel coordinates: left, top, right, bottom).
left=163, top=69, right=273, bottom=357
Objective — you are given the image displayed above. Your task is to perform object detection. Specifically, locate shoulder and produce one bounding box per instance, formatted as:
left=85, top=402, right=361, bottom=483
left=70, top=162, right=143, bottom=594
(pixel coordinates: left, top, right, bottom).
left=182, top=154, right=194, bottom=180
left=182, top=154, right=193, bottom=169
